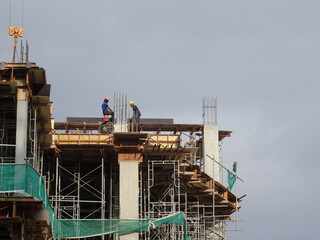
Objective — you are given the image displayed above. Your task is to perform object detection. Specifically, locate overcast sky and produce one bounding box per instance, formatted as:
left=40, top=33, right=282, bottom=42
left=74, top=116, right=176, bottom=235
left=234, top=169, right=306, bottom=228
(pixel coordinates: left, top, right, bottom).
left=1, top=0, right=320, bottom=239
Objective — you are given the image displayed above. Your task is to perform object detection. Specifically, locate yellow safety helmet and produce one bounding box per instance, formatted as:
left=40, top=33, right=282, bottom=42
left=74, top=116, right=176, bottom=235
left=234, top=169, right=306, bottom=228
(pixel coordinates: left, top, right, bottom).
left=129, top=101, right=134, bottom=106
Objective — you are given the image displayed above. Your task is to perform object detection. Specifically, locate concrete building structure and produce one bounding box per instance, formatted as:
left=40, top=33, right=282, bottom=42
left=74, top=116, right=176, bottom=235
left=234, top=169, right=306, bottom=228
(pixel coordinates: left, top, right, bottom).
left=0, top=62, right=243, bottom=240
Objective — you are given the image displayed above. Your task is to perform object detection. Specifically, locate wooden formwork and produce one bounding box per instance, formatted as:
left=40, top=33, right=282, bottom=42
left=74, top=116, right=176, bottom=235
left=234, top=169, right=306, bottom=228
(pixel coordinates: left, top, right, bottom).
left=52, top=133, right=113, bottom=145
left=148, top=134, right=181, bottom=148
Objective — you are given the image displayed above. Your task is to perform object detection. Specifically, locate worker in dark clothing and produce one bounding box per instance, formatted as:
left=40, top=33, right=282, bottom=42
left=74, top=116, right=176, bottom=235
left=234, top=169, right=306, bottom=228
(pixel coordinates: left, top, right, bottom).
left=129, top=101, right=141, bottom=124
left=102, top=97, right=114, bottom=122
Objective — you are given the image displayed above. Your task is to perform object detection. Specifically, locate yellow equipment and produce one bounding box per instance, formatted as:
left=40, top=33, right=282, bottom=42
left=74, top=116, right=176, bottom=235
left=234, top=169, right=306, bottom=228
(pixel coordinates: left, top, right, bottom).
left=9, top=26, right=23, bottom=44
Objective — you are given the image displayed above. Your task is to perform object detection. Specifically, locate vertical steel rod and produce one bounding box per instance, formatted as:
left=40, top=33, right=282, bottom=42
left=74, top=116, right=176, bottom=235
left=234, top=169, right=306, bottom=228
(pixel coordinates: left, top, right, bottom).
left=101, top=154, right=105, bottom=240
left=77, top=160, right=80, bottom=219
left=55, top=156, right=58, bottom=216
left=125, top=94, right=127, bottom=127
left=109, top=156, right=112, bottom=218
left=214, top=98, right=217, bottom=126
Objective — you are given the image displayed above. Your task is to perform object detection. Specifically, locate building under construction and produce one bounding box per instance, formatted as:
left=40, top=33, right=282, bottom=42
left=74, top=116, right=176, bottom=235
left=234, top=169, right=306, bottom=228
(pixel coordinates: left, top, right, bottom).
left=0, top=62, right=244, bottom=239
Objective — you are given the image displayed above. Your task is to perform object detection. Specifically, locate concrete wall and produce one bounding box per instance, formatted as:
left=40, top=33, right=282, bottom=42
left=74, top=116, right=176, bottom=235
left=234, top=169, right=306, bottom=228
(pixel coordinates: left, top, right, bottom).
left=203, top=125, right=220, bottom=182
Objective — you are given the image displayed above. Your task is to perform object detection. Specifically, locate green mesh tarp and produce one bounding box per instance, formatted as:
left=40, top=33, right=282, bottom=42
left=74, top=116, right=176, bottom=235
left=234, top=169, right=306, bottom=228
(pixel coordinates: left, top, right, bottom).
left=227, top=170, right=236, bottom=191
left=54, top=212, right=188, bottom=239
left=0, top=164, right=190, bottom=239
left=0, top=164, right=55, bottom=228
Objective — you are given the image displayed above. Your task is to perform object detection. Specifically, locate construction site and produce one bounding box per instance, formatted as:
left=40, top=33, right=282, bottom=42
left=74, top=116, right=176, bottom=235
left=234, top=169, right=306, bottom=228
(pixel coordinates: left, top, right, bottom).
left=0, top=60, right=244, bottom=239
left=0, top=7, right=244, bottom=238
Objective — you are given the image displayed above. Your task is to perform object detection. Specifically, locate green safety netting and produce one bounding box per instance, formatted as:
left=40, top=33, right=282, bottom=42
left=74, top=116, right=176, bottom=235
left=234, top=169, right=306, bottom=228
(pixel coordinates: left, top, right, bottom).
left=227, top=170, right=236, bottom=191
left=54, top=212, right=189, bottom=239
left=0, top=164, right=190, bottom=239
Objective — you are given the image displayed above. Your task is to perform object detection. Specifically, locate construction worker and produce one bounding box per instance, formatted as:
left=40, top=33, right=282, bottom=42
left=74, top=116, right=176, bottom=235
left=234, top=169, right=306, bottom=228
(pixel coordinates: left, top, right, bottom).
left=101, top=115, right=114, bottom=133
left=129, top=101, right=141, bottom=124
left=102, top=97, right=114, bottom=122
left=101, top=115, right=109, bottom=133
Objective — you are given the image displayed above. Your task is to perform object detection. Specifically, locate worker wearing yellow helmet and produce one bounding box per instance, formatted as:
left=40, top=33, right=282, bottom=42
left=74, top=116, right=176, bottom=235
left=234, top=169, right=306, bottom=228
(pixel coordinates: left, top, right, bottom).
left=129, top=101, right=141, bottom=124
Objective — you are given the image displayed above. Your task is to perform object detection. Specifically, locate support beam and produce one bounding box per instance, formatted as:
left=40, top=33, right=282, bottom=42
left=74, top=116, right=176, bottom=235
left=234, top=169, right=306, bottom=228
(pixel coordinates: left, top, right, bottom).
left=203, top=125, right=220, bottom=182
left=15, top=88, right=28, bottom=163
left=119, top=153, right=142, bottom=240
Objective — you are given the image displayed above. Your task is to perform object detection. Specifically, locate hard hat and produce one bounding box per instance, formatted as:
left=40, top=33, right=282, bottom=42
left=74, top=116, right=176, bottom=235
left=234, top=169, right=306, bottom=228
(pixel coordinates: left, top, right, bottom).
left=105, top=97, right=109, bottom=102
left=103, top=115, right=109, bottom=122
left=129, top=101, right=134, bottom=105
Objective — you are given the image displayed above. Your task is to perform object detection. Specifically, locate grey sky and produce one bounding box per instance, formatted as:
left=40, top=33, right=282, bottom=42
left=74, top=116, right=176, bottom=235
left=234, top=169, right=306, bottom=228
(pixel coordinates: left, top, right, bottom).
left=1, top=0, right=320, bottom=239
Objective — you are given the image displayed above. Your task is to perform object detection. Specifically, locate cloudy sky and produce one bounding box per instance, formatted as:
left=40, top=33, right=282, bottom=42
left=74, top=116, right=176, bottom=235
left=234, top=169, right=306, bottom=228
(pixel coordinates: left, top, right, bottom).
left=1, top=0, right=320, bottom=239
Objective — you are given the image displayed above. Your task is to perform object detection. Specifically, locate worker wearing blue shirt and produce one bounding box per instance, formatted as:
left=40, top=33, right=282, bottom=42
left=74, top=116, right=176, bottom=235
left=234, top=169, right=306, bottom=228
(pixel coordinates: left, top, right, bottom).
left=129, top=101, right=141, bottom=124
left=102, top=97, right=114, bottom=122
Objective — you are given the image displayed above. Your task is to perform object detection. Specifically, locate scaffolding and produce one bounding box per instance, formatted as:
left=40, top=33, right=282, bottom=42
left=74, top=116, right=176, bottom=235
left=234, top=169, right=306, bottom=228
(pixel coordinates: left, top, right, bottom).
left=45, top=153, right=108, bottom=220
left=139, top=159, right=183, bottom=239
left=0, top=107, right=16, bottom=163
left=0, top=63, right=244, bottom=240
left=0, top=105, right=41, bottom=168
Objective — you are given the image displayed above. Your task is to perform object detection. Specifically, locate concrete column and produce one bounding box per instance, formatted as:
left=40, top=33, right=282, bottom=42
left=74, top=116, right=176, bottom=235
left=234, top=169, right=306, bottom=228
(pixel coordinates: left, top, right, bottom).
left=15, top=88, right=28, bottom=164
left=119, top=153, right=142, bottom=240
left=203, top=125, right=220, bottom=182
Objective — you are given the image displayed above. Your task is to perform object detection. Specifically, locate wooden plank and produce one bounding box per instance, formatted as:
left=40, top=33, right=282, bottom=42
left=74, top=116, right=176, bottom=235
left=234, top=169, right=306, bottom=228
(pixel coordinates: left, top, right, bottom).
left=203, top=189, right=213, bottom=193
left=191, top=169, right=198, bottom=180
left=179, top=171, right=195, bottom=176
